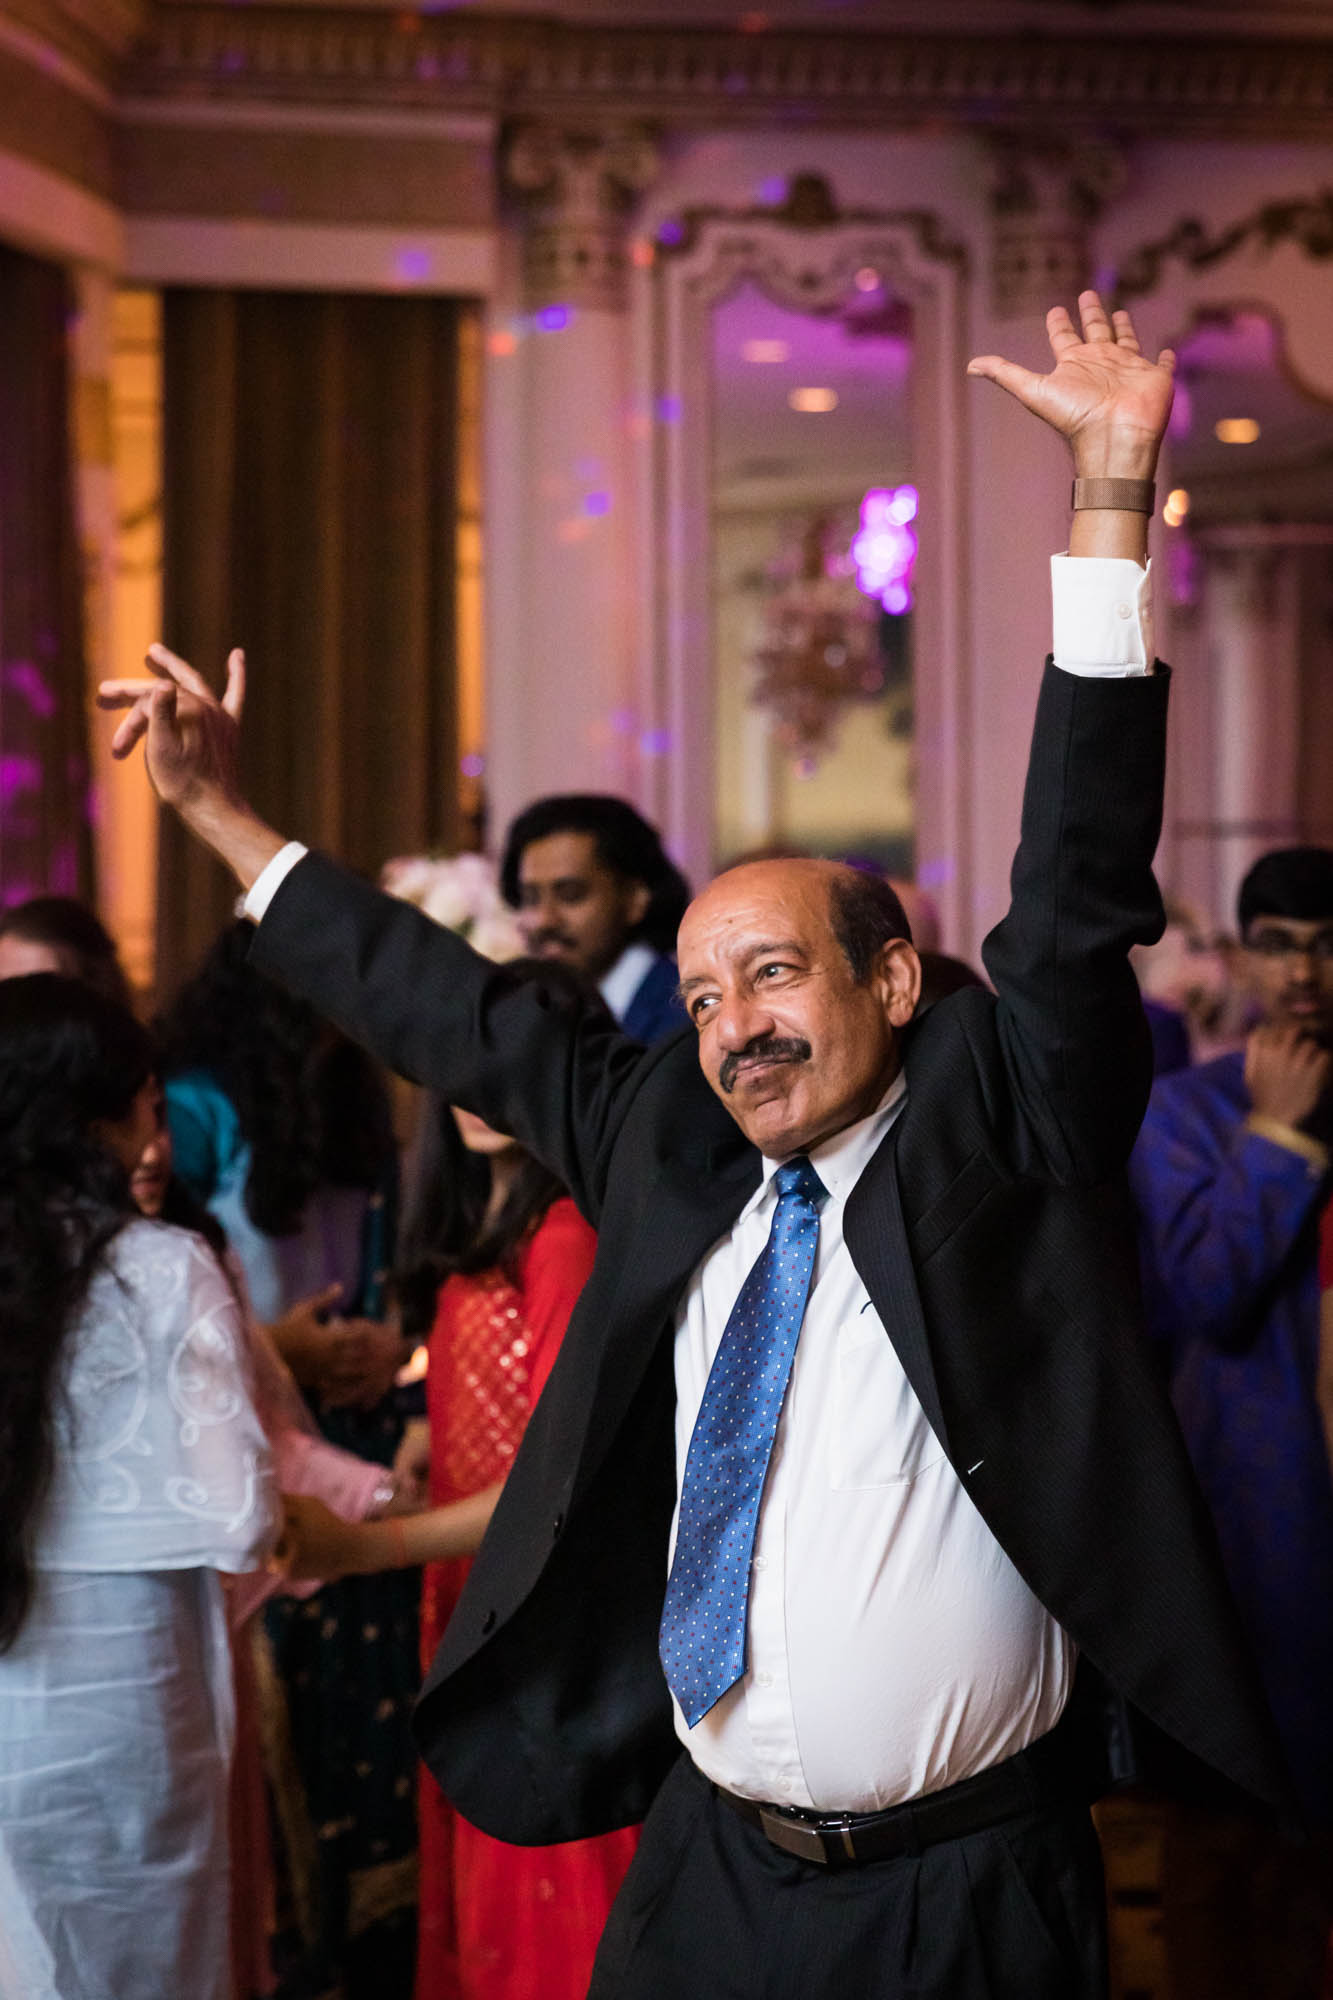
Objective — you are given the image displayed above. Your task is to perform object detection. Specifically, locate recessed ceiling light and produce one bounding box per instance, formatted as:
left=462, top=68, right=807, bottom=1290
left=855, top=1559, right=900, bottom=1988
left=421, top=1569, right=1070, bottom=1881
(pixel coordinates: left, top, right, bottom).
left=1163, top=488, right=1190, bottom=527
left=742, top=338, right=790, bottom=364
left=854, top=267, right=881, bottom=293
left=788, top=387, right=839, bottom=413
left=1214, top=418, right=1261, bottom=444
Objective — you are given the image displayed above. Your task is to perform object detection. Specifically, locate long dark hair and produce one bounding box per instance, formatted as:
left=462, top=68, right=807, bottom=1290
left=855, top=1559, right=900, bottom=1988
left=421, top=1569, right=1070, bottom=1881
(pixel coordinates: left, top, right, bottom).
left=161, top=920, right=394, bottom=1237
left=396, top=1099, right=567, bottom=1339
left=0, top=975, right=155, bottom=1650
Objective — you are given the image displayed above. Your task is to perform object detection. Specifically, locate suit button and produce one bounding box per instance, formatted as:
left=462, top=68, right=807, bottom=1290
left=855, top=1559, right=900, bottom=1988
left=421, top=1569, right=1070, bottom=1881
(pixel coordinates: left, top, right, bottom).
left=482, top=1609, right=496, bottom=1634
left=552, top=1513, right=565, bottom=1539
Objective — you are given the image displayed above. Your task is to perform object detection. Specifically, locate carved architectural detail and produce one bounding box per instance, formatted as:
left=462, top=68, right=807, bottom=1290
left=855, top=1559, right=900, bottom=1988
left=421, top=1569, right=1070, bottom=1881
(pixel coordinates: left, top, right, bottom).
left=121, top=11, right=1333, bottom=140
left=503, top=123, right=659, bottom=312
left=987, top=133, right=1126, bottom=319
left=660, top=173, right=968, bottom=276
left=1116, top=190, right=1333, bottom=301
left=3, top=0, right=148, bottom=85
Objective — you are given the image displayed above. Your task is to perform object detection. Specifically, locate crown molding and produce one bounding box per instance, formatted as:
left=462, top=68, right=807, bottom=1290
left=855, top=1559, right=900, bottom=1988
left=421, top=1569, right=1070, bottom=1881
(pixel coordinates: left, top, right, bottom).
left=0, top=0, right=147, bottom=84
left=120, top=7, right=1333, bottom=139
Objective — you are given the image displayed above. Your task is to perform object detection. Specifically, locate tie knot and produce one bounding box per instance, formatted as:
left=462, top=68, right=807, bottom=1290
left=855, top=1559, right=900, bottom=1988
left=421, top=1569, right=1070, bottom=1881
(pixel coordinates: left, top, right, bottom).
left=774, top=1156, right=825, bottom=1206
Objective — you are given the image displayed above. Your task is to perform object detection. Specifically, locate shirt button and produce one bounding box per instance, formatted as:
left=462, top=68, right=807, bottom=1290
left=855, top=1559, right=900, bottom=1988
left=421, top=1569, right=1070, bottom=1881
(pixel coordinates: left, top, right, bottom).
left=752, top=1555, right=768, bottom=1571
left=756, top=1670, right=773, bottom=1688
left=1116, top=602, right=1133, bottom=620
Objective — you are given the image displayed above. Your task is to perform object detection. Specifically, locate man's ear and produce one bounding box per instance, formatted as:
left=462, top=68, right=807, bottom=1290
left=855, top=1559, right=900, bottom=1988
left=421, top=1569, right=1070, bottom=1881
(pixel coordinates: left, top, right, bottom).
left=624, top=880, right=652, bottom=930
left=875, top=939, right=921, bottom=1028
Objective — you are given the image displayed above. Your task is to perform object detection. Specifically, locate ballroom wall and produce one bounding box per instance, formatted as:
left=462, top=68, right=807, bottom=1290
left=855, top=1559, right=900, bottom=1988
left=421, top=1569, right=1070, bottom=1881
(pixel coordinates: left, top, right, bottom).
left=2, top=3, right=1332, bottom=968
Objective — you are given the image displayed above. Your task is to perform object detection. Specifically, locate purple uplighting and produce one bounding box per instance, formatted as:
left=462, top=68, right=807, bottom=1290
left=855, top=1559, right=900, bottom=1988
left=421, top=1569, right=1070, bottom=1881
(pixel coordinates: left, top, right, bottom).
left=759, top=176, right=787, bottom=205
left=0, top=754, right=42, bottom=800
left=395, top=248, right=431, bottom=283
left=850, top=485, right=919, bottom=615
left=459, top=752, right=486, bottom=779
left=655, top=395, right=682, bottom=424
left=657, top=219, right=685, bottom=248
left=640, top=728, right=673, bottom=757
left=536, top=304, right=572, bottom=332
left=4, top=660, right=56, bottom=719
left=583, top=491, right=611, bottom=518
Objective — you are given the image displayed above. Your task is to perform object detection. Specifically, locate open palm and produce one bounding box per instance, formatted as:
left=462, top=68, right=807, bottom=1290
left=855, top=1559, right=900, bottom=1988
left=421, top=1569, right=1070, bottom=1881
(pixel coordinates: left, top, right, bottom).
left=968, top=291, right=1175, bottom=475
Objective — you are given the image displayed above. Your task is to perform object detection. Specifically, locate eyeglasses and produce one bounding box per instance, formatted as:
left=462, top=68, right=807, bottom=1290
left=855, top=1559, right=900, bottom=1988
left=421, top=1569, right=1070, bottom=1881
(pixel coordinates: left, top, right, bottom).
left=1244, top=927, right=1333, bottom=961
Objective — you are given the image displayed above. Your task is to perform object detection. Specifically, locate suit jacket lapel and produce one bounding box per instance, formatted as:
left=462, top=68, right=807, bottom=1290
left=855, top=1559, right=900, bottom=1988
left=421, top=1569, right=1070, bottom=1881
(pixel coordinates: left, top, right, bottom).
left=844, top=1122, right=952, bottom=1458
left=567, top=1141, right=763, bottom=1509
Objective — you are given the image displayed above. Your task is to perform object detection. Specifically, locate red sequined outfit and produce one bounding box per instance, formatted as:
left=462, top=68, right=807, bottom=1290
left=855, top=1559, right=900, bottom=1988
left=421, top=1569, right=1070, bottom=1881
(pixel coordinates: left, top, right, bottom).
left=416, top=1197, right=638, bottom=2000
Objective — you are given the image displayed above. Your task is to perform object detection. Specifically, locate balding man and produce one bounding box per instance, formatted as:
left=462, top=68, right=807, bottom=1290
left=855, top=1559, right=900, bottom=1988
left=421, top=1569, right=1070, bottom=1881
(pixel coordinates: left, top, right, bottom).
left=101, top=295, right=1288, bottom=2000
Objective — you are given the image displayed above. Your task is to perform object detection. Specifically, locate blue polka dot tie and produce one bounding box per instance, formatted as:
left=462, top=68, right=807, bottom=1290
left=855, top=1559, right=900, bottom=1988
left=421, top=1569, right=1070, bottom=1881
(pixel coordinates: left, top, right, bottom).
left=660, top=1155, right=825, bottom=1727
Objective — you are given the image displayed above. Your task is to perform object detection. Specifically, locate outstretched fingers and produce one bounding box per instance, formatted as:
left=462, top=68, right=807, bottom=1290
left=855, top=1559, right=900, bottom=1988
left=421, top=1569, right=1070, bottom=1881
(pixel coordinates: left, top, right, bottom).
left=108, top=697, right=152, bottom=760
left=145, top=641, right=213, bottom=702
left=965, top=353, right=1044, bottom=402
left=1046, top=305, right=1083, bottom=358
left=1077, top=290, right=1115, bottom=343
left=1110, top=308, right=1141, bottom=354
left=222, top=648, right=246, bottom=722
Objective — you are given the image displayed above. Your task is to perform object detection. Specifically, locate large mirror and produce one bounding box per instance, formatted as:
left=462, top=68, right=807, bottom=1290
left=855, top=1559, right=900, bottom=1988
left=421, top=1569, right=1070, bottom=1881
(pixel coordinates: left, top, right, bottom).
left=637, top=184, right=966, bottom=933
left=711, top=276, right=916, bottom=871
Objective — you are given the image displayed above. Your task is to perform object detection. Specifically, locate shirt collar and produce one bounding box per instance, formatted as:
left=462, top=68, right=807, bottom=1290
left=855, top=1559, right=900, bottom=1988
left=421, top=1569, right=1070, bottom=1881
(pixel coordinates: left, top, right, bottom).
left=598, top=941, right=659, bottom=1022
left=759, top=1069, right=907, bottom=1207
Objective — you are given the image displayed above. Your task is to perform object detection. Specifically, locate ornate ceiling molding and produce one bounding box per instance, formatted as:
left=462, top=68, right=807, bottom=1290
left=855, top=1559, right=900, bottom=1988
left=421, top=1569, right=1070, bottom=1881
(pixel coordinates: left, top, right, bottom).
left=3, top=0, right=148, bottom=85
left=122, top=8, right=1333, bottom=139
left=1116, top=190, right=1333, bottom=300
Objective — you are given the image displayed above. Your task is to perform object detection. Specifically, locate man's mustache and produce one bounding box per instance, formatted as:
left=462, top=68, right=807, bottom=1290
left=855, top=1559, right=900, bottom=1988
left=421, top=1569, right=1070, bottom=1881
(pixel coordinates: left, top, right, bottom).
left=718, top=1035, right=812, bottom=1095
left=527, top=929, right=578, bottom=954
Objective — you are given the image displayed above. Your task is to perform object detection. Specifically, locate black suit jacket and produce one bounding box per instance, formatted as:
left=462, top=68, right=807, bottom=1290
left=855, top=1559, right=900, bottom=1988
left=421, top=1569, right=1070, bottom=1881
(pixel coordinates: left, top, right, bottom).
left=253, top=662, right=1291, bottom=1839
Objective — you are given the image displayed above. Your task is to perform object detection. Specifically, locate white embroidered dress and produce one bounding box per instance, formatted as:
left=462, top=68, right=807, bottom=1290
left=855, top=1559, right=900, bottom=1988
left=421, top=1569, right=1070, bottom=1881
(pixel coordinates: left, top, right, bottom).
left=0, top=1219, right=277, bottom=2000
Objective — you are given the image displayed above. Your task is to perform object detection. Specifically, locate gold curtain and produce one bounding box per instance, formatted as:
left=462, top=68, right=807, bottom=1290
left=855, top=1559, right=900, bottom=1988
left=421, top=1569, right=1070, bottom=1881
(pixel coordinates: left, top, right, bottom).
left=0, top=243, right=94, bottom=906
left=156, top=289, right=472, bottom=1002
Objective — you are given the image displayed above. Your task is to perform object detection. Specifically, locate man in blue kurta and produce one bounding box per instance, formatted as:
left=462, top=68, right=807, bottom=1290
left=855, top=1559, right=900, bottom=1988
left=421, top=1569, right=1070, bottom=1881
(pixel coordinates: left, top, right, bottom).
left=1131, top=845, right=1333, bottom=1998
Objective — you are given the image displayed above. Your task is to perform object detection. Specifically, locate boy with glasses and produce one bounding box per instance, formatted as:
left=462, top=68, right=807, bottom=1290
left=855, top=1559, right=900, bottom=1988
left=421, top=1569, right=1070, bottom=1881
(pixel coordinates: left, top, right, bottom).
left=1130, top=846, right=1333, bottom=1998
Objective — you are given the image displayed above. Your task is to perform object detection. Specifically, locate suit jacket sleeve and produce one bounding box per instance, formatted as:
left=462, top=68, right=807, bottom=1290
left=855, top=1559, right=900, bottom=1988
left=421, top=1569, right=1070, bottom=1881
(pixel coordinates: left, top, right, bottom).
left=981, top=660, right=1169, bottom=1184
left=249, top=853, right=645, bottom=1225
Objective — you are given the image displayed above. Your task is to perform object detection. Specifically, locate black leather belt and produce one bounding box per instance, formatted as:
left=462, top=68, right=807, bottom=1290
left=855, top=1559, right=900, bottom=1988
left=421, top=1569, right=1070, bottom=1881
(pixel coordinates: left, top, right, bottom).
left=712, top=1732, right=1087, bottom=1869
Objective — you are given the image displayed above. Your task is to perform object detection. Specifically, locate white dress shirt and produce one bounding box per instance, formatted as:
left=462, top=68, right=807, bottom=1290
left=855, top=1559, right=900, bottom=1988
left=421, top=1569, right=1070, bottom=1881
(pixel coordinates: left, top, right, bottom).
left=670, top=1079, right=1074, bottom=1810
left=598, top=940, right=660, bottom=1023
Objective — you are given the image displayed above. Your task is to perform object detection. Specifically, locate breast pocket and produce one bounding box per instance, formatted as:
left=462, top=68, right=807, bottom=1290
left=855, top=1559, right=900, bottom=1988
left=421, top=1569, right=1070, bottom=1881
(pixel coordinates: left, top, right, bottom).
left=830, top=1303, right=946, bottom=1491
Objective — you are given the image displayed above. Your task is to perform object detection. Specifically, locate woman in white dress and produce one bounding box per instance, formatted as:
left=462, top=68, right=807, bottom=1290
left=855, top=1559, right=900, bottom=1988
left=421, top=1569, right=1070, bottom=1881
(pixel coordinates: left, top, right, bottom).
left=0, top=974, right=278, bottom=2000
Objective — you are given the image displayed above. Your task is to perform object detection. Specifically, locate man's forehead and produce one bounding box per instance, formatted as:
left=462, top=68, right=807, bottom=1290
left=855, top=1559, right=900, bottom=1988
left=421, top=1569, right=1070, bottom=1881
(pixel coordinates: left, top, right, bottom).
left=678, top=859, right=844, bottom=954
left=519, top=829, right=600, bottom=874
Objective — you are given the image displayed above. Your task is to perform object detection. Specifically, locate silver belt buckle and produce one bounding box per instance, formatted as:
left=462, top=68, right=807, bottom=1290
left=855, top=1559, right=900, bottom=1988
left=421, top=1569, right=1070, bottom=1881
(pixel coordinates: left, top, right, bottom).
left=756, top=1807, right=856, bottom=1866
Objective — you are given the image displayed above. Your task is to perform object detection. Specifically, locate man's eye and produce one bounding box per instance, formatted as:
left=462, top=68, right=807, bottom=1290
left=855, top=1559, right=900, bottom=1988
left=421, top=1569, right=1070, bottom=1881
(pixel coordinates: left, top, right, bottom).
left=691, top=995, right=717, bottom=1021
left=757, top=963, right=785, bottom=981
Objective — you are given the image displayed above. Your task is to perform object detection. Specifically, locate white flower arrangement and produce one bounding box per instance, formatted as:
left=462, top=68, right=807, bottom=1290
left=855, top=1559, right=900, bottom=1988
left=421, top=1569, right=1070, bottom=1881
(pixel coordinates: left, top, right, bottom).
left=379, top=851, right=526, bottom=963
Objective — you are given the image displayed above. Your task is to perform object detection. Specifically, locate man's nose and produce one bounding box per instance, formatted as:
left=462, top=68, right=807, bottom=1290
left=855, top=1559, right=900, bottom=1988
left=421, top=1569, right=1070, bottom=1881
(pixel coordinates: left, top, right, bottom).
left=714, top=992, right=776, bottom=1050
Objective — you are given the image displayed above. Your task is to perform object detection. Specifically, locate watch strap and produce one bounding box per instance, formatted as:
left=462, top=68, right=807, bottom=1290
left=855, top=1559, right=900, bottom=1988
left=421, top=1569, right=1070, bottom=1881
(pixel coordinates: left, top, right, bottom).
left=1071, top=477, right=1156, bottom=514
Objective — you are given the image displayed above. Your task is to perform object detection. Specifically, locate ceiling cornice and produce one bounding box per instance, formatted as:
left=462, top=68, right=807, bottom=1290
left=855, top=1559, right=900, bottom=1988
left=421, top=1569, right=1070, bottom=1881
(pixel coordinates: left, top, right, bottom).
left=1, top=0, right=148, bottom=83
left=120, top=6, right=1333, bottom=139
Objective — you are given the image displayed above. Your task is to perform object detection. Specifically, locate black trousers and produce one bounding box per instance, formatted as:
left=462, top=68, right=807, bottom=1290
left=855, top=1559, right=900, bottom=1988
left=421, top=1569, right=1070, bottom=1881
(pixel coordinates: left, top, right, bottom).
left=588, top=1757, right=1108, bottom=2000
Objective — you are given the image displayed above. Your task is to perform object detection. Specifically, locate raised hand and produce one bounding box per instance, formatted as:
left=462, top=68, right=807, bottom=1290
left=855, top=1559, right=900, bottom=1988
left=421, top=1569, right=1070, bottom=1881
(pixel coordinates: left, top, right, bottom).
left=98, top=643, right=245, bottom=814
left=97, top=643, right=285, bottom=887
left=967, top=290, right=1175, bottom=480
left=1245, top=1022, right=1333, bottom=1134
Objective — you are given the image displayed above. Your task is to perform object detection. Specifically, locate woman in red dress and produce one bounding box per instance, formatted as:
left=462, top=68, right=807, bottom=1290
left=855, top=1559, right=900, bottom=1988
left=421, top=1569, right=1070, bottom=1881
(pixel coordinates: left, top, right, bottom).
left=278, top=1103, right=638, bottom=2000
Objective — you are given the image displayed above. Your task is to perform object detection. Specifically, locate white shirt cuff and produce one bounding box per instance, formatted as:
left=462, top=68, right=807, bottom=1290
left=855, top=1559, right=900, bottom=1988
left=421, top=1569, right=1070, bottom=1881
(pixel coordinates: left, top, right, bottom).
left=243, top=841, right=309, bottom=923
left=1051, top=554, right=1153, bottom=678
